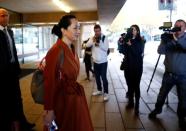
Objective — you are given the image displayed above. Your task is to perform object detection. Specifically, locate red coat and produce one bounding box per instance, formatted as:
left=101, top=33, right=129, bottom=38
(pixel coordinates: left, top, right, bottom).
left=44, top=39, right=93, bottom=131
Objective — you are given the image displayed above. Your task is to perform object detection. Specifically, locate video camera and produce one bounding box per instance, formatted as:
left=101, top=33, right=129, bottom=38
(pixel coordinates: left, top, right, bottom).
left=95, top=36, right=101, bottom=43
left=118, top=27, right=133, bottom=45
left=159, top=22, right=181, bottom=42
left=123, top=28, right=133, bottom=43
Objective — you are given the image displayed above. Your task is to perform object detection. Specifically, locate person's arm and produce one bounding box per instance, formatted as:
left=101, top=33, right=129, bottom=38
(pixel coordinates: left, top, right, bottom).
left=157, top=39, right=176, bottom=54
left=44, top=47, right=59, bottom=110
left=43, top=47, right=58, bottom=127
left=157, top=32, right=186, bottom=54
left=9, top=29, right=21, bottom=75
left=85, top=37, right=94, bottom=47
left=99, top=36, right=109, bottom=52
left=43, top=44, right=64, bottom=127
left=82, top=42, right=86, bottom=49
left=173, top=34, right=186, bottom=52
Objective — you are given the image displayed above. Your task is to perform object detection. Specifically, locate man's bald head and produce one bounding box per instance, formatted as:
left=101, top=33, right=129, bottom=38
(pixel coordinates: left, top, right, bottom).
left=0, top=8, right=9, bottom=27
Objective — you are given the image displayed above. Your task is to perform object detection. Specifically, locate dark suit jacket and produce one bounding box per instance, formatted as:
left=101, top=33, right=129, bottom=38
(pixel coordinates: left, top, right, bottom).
left=0, top=28, right=23, bottom=123
left=0, top=28, right=21, bottom=76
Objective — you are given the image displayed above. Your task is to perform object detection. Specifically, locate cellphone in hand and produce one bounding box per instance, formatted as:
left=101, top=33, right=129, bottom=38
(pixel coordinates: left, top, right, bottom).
left=49, top=120, right=58, bottom=131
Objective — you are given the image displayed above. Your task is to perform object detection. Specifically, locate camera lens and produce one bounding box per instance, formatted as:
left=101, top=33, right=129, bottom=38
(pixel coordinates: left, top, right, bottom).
left=96, top=36, right=100, bottom=43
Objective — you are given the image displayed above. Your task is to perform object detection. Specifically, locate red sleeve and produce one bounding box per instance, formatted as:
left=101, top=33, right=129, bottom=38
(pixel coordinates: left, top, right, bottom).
left=43, top=45, right=59, bottom=110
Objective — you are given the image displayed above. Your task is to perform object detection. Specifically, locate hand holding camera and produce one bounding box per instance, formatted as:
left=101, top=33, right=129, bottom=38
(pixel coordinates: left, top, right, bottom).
left=159, top=22, right=181, bottom=43
left=126, top=40, right=132, bottom=46
left=123, top=28, right=133, bottom=43
left=161, top=33, right=174, bottom=43
left=94, top=36, right=101, bottom=46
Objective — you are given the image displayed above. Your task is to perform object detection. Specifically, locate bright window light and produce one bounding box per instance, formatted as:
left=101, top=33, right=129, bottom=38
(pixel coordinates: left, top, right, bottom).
left=109, top=0, right=186, bottom=32
left=53, top=0, right=71, bottom=13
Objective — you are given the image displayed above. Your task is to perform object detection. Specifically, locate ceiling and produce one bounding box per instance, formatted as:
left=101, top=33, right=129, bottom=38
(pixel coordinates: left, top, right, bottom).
left=0, top=0, right=126, bottom=26
left=0, top=0, right=97, bottom=12
left=97, top=0, right=126, bottom=25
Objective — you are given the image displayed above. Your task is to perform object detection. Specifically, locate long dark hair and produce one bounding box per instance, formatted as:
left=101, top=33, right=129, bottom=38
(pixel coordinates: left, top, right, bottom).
left=51, top=15, right=76, bottom=38
left=130, top=24, right=142, bottom=41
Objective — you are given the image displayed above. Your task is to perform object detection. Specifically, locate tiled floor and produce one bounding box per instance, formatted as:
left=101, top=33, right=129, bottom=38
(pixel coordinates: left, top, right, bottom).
left=19, top=52, right=182, bottom=131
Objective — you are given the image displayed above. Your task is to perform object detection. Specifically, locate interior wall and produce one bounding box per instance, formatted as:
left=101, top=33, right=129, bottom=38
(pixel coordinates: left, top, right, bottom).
left=22, top=11, right=98, bottom=24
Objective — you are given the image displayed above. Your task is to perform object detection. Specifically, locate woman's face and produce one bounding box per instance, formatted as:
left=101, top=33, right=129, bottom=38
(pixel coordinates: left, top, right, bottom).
left=63, top=18, right=80, bottom=42
left=132, top=27, right=138, bottom=37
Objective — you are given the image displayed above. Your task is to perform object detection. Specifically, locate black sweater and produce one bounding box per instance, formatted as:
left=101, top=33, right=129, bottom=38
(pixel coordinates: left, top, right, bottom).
left=123, top=38, right=145, bottom=71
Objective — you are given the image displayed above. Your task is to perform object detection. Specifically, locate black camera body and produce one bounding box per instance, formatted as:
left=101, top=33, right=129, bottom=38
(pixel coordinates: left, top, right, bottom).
left=95, top=36, right=101, bottom=43
left=160, top=26, right=181, bottom=32
left=159, top=22, right=181, bottom=42
left=124, top=28, right=133, bottom=43
left=160, top=27, right=181, bottom=42
left=161, top=33, right=174, bottom=42
left=118, top=33, right=126, bottom=44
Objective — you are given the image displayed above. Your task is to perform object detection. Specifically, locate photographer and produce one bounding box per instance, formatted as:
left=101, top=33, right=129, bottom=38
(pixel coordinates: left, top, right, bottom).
left=86, top=24, right=109, bottom=101
left=149, top=19, right=186, bottom=130
left=122, top=25, right=145, bottom=115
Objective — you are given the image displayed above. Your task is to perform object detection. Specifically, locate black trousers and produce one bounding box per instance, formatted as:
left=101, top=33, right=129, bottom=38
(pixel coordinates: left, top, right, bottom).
left=0, top=65, right=27, bottom=130
left=124, top=68, right=142, bottom=103
left=84, top=55, right=94, bottom=78
left=155, top=72, right=186, bottom=120
left=94, top=62, right=108, bottom=93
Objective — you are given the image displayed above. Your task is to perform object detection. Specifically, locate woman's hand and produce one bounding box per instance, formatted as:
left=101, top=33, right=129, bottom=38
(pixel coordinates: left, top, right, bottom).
left=126, top=40, right=132, bottom=46
left=43, top=110, right=55, bottom=127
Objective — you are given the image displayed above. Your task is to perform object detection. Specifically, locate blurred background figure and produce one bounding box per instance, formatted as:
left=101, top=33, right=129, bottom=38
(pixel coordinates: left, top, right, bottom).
left=117, top=33, right=126, bottom=54
left=82, top=38, right=94, bottom=81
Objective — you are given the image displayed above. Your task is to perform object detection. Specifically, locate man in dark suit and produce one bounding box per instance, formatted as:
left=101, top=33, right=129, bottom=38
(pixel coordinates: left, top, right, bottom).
left=0, top=8, right=35, bottom=130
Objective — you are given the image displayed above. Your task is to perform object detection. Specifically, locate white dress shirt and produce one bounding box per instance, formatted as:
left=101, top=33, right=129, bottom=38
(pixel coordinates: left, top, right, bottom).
left=86, top=34, right=109, bottom=64
left=0, top=25, right=15, bottom=62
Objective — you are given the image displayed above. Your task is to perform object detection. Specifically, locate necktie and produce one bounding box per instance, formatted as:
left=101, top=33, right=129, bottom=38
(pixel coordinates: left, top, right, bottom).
left=3, top=28, right=14, bottom=62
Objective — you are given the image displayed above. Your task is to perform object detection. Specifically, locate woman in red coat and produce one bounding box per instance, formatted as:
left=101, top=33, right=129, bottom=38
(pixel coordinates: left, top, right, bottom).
left=43, top=15, right=93, bottom=131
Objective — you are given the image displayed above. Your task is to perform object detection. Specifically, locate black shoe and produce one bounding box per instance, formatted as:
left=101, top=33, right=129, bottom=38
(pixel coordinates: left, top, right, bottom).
left=179, top=119, right=186, bottom=130
left=135, top=103, right=139, bottom=116
left=126, top=102, right=134, bottom=109
left=148, top=109, right=162, bottom=119
left=135, top=109, right=139, bottom=116
left=21, top=122, right=35, bottom=130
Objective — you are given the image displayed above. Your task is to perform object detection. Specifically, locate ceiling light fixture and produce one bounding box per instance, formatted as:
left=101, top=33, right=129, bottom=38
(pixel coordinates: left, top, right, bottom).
left=52, top=0, right=71, bottom=13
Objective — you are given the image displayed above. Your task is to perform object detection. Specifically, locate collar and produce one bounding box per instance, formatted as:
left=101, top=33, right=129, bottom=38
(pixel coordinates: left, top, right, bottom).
left=0, top=25, right=7, bottom=31
left=0, top=25, right=8, bottom=31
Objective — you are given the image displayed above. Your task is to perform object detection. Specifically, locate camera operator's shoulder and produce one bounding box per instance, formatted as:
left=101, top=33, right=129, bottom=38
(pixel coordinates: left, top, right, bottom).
left=141, top=36, right=146, bottom=44
left=183, top=32, right=186, bottom=39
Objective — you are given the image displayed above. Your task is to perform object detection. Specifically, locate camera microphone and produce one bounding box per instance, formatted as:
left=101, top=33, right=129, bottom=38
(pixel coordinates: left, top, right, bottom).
left=159, top=26, right=165, bottom=30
